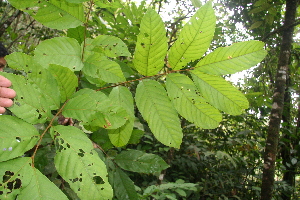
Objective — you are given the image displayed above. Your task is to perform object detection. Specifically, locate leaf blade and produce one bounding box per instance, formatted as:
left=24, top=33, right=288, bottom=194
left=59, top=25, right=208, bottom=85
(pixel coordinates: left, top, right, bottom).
left=135, top=80, right=182, bottom=148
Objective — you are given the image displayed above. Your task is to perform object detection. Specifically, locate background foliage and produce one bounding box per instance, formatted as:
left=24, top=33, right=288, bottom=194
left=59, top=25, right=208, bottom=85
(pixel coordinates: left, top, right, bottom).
left=0, top=0, right=299, bottom=199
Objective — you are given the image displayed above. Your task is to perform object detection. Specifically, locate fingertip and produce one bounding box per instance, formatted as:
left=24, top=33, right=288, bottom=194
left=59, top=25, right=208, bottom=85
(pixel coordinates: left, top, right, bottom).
left=0, top=107, right=6, bottom=114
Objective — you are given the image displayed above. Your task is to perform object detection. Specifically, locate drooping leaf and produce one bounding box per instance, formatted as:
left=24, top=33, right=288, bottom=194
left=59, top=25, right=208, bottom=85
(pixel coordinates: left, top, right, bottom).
left=168, top=2, right=216, bottom=70
left=135, top=80, right=182, bottom=148
left=166, top=73, right=222, bottom=129
left=83, top=54, right=126, bottom=83
left=114, top=150, right=169, bottom=173
left=0, top=157, right=68, bottom=200
left=34, top=37, right=83, bottom=71
left=48, top=64, right=78, bottom=103
left=133, top=9, right=168, bottom=76
left=87, top=35, right=131, bottom=58
left=194, top=41, right=267, bottom=75
left=113, top=168, right=139, bottom=200
left=0, top=116, right=39, bottom=162
left=108, top=87, right=135, bottom=147
left=50, top=126, right=113, bottom=200
left=191, top=71, right=249, bottom=115
left=7, top=0, right=85, bottom=29
left=0, top=73, right=55, bottom=124
left=63, top=89, right=128, bottom=130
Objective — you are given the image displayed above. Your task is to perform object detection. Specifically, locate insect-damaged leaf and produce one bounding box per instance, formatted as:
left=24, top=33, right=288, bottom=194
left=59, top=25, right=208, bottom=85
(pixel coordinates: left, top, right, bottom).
left=50, top=126, right=113, bottom=200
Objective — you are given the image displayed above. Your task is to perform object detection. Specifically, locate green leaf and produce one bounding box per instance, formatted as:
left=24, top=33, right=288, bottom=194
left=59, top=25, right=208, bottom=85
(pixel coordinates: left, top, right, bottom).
left=194, top=41, right=267, bottom=75
left=135, top=80, right=182, bottom=148
left=166, top=73, right=222, bottom=129
left=7, top=0, right=85, bottom=30
left=168, top=2, right=216, bottom=70
left=114, top=150, right=169, bottom=173
left=63, top=89, right=128, bottom=130
left=83, top=54, right=126, bottom=83
left=50, top=126, right=113, bottom=200
left=108, top=87, right=135, bottom=147
left=34, top=37, right=83, bottom=71
left=128, top=129, right=144, bottom=144
left=0, top=116, right=39, bottom=162
left=113, top=168, right=139, bottom=200
left=5, top=52, right=42, bottom=72
left=88, top=35, right=131, bottom=58
left=67, top=26, right=87, bottom=44
left=191, top=71, right=249, bottom=115
left=0, top=157, right=68, bottom=200
left=0, top=73, right=54, bottom=124
left=49, top=64, right=78, bottom=102
left=133, top=9, right=168, bottom=76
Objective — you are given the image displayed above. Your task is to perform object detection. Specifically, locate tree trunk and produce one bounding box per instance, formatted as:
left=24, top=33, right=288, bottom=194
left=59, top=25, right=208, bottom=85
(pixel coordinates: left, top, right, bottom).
left=260, top=0, right=297, bottom=199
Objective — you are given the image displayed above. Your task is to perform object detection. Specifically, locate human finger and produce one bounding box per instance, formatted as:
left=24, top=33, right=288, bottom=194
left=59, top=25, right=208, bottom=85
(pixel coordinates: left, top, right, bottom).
left=0, top=106, right=6, bottom=114
left=0, top=97, right=13, bottom=108
left=0, top=87, right=16, bottom=99
left=0, top=75, right=12, bottom=87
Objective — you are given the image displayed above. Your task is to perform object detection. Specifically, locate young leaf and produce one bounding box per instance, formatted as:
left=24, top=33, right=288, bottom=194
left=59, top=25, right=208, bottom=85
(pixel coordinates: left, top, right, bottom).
left=114, top=150, right=169, bottom=173
left=108, top=87, right=135, bottom=147
left=50, top=126, right=113, bottom=200
left=113, top=168, right=139, bottom=200
left=168, top=2, right=216, bottom=70
left=63, top=89, right=128, bottom=130
left=191, top=71, right=249, bottom=115
left=7, top=0, right=85, bottom=30
left=0, top=116, right=39, bottom=162
left=0, top=157, right=68, bottom=200
left=34, top=37, right=83, bottom=71
left=48, top=64, right=78, bottom=103
left=133, top=9, right=168, bottom=76
left=135, top=80, right=182, bottom=148
left=166, top=73, right=222, bottom=129
left=194, top=41, right=267, bottom=75
left=83, top=54, right=126, bottom=83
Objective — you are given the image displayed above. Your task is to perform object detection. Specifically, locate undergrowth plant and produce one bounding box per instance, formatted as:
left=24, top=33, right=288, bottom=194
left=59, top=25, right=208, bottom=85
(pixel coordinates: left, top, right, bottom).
left=0, top=0, right=266, bottom=199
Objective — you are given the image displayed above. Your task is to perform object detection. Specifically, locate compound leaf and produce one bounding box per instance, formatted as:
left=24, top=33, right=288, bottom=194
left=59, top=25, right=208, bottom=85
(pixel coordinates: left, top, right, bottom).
left=135, top=80, right=182, bottom=148
left=0, top=116, right=39, bottom=162
left=168, top=2, right=216, bottom=70
left=191, top=71, right=249, bottom=115
left=133, top=9, right=168, bottom=76
left=114, top=150, right=169, bottom=173
left=50, top=126, right=113, bottom=200
left=166, top=73, right=222, bottom=129
left=194, top=40, right=267, bottom=75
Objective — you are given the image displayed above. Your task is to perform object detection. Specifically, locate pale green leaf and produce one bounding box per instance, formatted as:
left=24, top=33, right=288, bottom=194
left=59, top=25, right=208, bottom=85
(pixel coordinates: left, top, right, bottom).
left=88, top=35, right=131, bottom=58
left=113, top=168, right=139, bottom=200
left=7, top=0, right=84, bottom=29
left=114, top=150, right=169, bottom=173
left=195, top=41, right=267, bottom=75
left=0, top=116, right=39, bottom=162
left=0, top=73, right=54, bottom=124
left=133, top=9, right=168, bottom=76
left=83, top=54, right=125, bottom=83
left=5, top=52, right=42, bottom=72
left=108, top=87, right=135, bottom=147
left=168, top=2, right=216, bottom=70
left=135, top=80, right=182, bottom=148
left=191, top=71, right=249, bottom=115
left=50, top=126, right=113, bottom=200
left=34, top=37, right=83, bottom=71
left=63, top=89, right=128, bottom=129
left=166, top=73, right=222, bottom=129
left=49, top=64, right=78, bottom=102
left=0, top=157, right=68, bottom=200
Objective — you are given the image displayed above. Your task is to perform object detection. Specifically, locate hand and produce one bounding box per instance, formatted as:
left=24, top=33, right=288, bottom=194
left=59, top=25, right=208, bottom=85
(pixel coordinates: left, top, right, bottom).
left=0, top=75, right=16, bottom=114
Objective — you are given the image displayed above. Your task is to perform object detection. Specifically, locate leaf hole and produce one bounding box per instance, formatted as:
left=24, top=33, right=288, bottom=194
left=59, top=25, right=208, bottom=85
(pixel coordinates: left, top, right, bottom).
left=93, top=176, right=104, bottom=184
left=78, top=149, right=85, bottom=157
